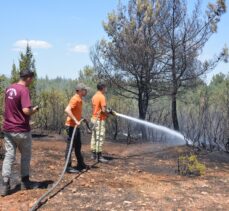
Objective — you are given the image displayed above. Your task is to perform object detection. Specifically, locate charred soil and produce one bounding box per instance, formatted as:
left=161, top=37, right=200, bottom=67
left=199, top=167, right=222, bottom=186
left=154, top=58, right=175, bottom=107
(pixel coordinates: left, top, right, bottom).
left=0, top=134, right=228, bottom=211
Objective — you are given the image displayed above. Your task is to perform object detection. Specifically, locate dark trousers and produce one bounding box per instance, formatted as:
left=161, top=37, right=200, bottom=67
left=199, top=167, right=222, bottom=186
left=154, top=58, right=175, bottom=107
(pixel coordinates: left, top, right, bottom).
left=65, top=127, right=84, bottom=167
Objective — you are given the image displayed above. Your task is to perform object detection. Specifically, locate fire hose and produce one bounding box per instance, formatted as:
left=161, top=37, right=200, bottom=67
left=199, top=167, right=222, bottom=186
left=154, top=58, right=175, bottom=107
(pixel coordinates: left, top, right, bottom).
left=30, top=109, right=116, bottom=210
left=29, top=118, right=89, bottom=211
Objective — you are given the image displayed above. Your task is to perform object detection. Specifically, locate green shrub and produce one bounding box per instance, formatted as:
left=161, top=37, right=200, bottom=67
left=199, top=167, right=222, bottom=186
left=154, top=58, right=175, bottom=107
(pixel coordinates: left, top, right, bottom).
left=178, top=154, right=206, bottom=176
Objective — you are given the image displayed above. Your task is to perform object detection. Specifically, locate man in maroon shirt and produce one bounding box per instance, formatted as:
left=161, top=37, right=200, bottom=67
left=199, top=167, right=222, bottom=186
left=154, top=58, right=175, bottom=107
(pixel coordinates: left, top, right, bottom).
left=1, top=69, right=39, bottom=196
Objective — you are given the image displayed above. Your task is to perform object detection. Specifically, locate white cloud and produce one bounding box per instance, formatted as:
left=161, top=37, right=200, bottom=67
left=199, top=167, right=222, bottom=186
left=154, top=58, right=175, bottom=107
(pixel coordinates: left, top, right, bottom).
left=70, top=44, right=88, bottom=53
left=13, top=39, right=52, bottom=50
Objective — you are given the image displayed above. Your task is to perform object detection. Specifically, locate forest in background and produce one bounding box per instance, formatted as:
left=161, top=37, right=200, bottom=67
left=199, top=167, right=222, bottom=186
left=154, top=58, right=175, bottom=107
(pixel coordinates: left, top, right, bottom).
left=1, top=60, right=228, bottom=151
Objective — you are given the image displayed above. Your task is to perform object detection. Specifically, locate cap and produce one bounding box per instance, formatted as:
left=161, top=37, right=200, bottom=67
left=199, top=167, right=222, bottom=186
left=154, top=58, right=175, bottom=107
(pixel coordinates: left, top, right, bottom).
left=76, top=83, right=89, bottom=91
left=20, top=69, right=35, bottom=78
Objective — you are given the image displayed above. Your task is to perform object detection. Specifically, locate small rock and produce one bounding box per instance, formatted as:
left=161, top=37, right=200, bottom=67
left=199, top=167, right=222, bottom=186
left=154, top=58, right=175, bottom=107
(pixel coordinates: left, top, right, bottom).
left=71, top=188, right=77, bottom=193
left=106, top=202, right=113, bottom=205
left=49, top=165, right=55, bottom=170
left=217, top=205, right=223, bottom=209
left=201, top=191, right=208, bottom=195
left=123, top=201, right=132, bottom=204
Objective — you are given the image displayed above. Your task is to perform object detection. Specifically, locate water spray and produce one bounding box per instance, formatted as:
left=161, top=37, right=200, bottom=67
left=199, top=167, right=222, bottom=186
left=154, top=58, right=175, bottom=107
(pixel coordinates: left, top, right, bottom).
left=112, top=111, right=192, bottom=145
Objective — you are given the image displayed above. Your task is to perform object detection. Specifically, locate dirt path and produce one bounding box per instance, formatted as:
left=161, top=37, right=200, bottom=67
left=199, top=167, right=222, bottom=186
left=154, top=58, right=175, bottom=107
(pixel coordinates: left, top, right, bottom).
left=0, top=136, right=228, bottom=211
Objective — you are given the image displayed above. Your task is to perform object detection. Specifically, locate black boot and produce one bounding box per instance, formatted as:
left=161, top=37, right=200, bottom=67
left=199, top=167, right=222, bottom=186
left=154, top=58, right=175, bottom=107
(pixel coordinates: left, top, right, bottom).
left=97, top=152, right=108, bottom=163
left=1, top=179, right=10, bottom=196
left=21, top=176, right=40, bottom=190
left=75, top=163, right=90, bottom=171
left=91, top=151, right=96, bottom=160
left=66, top=166, right=80, bottom=173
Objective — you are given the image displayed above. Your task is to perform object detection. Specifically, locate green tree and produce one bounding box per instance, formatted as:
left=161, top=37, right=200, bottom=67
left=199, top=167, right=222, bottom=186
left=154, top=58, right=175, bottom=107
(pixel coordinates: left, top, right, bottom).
left=10, top=63, right=19, bottom=83
left=93, top=0, right=228, bottom=132
left=210, top=72, right=226, bottom=86
left=19, top=44, right=37, bottom=102
left=78, top=65, right=96, bottom=82
left=91, top=0, right=165, bottom=124
left=160, top=0, right=227, bottom=131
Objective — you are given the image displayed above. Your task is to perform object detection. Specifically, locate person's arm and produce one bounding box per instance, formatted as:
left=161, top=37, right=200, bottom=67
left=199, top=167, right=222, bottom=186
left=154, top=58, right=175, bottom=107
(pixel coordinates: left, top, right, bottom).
left=21, top=88, right=39, bottom=116
left=21, top=87, right=38, bottom=116
left=101, top=105, right=107, bottom=113
left=22, top=106, right=39, bottom=116
left=65, top=105, right=80, bottom=126
left=101, top=95, right=109, bottom=115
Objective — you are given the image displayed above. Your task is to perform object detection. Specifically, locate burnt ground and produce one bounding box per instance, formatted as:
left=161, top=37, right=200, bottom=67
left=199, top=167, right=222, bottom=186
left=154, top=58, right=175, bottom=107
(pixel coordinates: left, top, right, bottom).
left=0, top=134, right=229, bottom=211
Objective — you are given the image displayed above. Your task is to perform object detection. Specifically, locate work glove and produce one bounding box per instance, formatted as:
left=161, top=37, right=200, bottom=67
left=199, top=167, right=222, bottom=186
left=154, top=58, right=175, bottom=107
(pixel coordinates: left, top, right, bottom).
left=106, top=107, right=116, bottom=116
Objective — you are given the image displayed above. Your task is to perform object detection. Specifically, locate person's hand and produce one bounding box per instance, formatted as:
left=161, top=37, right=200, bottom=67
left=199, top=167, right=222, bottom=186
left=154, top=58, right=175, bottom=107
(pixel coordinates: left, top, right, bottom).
left=106, top=107, right=112, bottom=114
left=33, top=105, right=39, bottom=112
left=74, top=119, right=81, bottom=127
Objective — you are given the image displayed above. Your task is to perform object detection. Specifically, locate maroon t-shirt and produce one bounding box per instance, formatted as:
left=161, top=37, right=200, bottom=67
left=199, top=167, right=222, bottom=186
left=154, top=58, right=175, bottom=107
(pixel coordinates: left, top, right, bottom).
left=3, top=83, right=32, bottom=132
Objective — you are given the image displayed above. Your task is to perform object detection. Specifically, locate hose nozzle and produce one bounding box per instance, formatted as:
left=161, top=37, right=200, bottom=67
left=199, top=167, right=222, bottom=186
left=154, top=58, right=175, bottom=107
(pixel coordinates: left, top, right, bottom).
left=106, top=107, right=117, bottom=116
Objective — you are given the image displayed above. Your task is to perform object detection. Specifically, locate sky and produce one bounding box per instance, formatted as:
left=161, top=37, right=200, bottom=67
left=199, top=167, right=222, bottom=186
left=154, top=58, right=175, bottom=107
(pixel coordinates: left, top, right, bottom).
left=0, top=0, right=228, bottom=83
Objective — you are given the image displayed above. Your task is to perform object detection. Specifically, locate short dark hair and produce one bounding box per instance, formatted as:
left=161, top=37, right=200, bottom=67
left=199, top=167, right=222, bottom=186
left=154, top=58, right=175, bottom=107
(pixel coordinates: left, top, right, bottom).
left=20, top=69, right=35, bottom=79
left=97, top=82, right=106, bottom=91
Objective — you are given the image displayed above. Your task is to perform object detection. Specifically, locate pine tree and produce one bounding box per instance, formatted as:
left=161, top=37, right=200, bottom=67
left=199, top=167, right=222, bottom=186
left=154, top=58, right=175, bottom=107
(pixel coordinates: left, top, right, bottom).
left=10, top=62, right=19, bottom=83
left=19, top=43, right=37, bottom=103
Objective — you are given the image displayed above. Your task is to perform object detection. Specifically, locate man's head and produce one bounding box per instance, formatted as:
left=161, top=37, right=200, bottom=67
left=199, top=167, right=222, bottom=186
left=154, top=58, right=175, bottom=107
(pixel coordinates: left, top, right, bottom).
left=19, top=69, right=35, bottom=86
left=97, top=82, right=106, bottom=93
left=76, top=83, right=88, bottom=97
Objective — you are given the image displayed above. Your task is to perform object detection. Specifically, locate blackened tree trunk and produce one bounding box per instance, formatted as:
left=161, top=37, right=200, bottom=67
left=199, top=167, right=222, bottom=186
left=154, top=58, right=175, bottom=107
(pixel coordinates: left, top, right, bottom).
left=113, top=117, right=118, bottom=141
left=138, top=91, right=149, bottom=139
left=171, top=93, right=179, bottom=131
